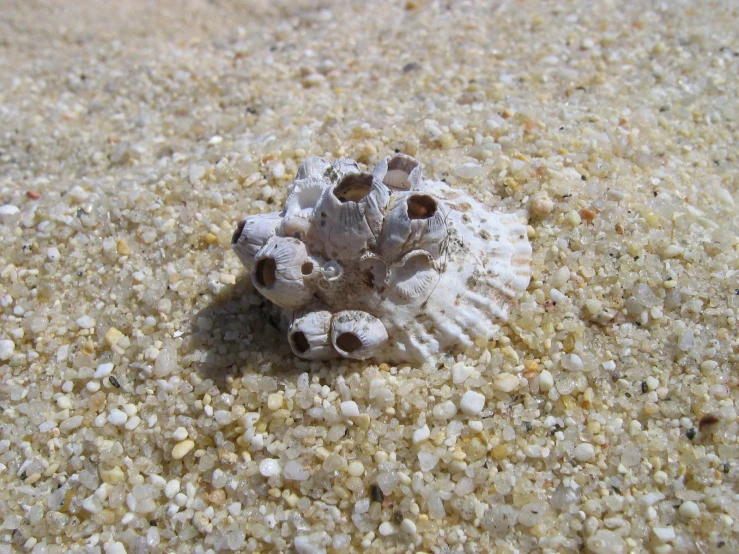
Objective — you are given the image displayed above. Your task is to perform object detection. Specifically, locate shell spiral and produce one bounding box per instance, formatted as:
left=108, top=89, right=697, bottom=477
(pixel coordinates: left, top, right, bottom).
left=231, top=153, right=532, bottom=363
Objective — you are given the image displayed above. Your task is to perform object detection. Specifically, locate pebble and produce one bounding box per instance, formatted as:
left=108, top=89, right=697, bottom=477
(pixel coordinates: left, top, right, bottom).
left=678, top=500, right=700, bottom=519
left=259, top=458, right=282, bottom=477
left=340, top=400, right=360, bottom=417
left=0, top=204, right=20, bottom=215
left=171, top=439, right=195, bottom=460
left=76, top=315, right=95, bottom=329
left=400, top=519, right=417, bottom=535
left=492, top=373, right=519, bottom=393
left=460, top=390, right=486, bottom=416
left=60, top=415, right=84, bottom=432
left=539, top=369, right=554, bottom=391
left=451, top=364, right=474, bottom=384
left=105, top=542, right=128, bottom=554
left=172, top=427, right=188, bottom=441
left=0, top=339, right=15, bottom=360
left=530, top=192, right=553, bottom=216
left=94, top=362, right=114, bottom=379
left=412, top=424, right=430, bottom=444
left=433, top=400, right=457, bottom=420
left=574, top=443, right=596, bottom=462
left=652, top=526, right=676, bottom=542
left=378, top=521, right=396, bottom=536
left=347, top=461, right=365, bottom=477
left=561, top=353, right=584, bottom=371
left=107, top=409, right=128, bottom=426
left=46, top=246, right=60, bottom=261
left=104, top=327, right=124, bottom=346
left=267, top=393, right=283, bottom=410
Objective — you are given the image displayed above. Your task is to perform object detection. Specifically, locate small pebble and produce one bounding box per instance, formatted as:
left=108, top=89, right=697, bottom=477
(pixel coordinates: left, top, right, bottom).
left=539, top=369, right=554, bottom=391
left=259, top=459, right=282, bottom=477
left=460, top=390, right=485, bottom=416
left=400, top=519, right=417, bottom=535
left=652, top=526, right=676, bottom=542
left=678, top=501, right=700, bottom=519
left=105, top=542, right=127, bottom=554
left=46, top=247, right=60, bottom=261
left=574, top=443, right=596, bottom=462
left=0, top=204, right=20, bottom=215
left=104, top=327, right=124, bottom=346
left=347, top=461, right=365, bottom=477
left=171, top=439, right=195, bottom=460
left=172, top=427, right=188, bottom=441
left=340, top=400, right=360, bottom=418
left=0, top=339, right=15, bottom=360
left=412, top=425, right=430, bottom=444
left=492, top=373, right=519, bottom=393
left=94, top=362, right=114, bottom=379
left=378, top=521, right=396, bottom=536
left=107, top=409, right=128, bottom=426
left=76, top=315, right=95, bottom=329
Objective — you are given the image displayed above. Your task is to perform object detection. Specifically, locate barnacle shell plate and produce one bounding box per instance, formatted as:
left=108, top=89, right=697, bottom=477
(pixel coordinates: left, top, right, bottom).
left=232, top=153, right=532, bottom=363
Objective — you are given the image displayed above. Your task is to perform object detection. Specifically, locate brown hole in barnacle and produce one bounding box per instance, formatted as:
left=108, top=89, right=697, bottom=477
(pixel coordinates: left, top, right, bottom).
left=231, top=220, right=246, bottom=245
left=407, top=194, right=437, bottom=219
left=336, top=332, right=362, bottom=353
left=291, top=331, right=310, bottom=354
left=334, top=174, right=373, bottom=203
left=301, top=261, right=314, bottom=276
left=255, top=258, right=276, bottom=287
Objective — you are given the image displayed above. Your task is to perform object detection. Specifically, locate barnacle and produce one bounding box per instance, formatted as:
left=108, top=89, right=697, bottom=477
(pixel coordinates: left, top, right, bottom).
left=232, top=153, right=532, bottom=363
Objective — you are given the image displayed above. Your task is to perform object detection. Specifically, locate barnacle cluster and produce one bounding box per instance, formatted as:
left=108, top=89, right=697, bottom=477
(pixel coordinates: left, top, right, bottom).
left=232, top=153, right=531, bottom=363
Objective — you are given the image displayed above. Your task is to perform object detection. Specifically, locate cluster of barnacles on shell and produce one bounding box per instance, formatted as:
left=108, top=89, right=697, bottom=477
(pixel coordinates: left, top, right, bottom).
left=232, top=153, right=532, bottom=363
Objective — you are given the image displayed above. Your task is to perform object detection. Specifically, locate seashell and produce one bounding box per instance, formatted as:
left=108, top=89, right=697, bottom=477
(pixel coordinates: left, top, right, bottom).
left=378, top=191, right=448, bottom=260
left=295, top=156, right=331, bottom=181
left=232, top=152, right=532, bottom=363
left=330, top=310, right=388, bottom=360
left=251, top=236, right=314, bottom=309
left=288, top=310, right=338, bottom=360
left=281, top=177, right=327, bottom=244
left=379, top=153, right=424, bottom=191
left=314, top=172, right=389, bottom=260
left=387, top=250, right=439, bottom=300
left=326, top=158, right=361, bottom=183
left=232, top=211, right=283, bottom=270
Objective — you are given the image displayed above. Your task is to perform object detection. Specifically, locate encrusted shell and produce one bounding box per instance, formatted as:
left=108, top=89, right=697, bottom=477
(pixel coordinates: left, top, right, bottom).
left=330, top=310, right=388, bottom=360
left=232, top=152, right=532, bottom=363
left=288, top=311, right=337, bottom=360
left=314, top=172, right=389, bottom=260
left=231, top=212, right=282, bottom=271
left=251, top=236, right=314, bottom=309
left=378, top=191, right=448, bottom=260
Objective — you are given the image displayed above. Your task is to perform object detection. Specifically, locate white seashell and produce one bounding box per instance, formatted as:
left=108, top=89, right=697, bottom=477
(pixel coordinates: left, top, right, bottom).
left=314, top=172, right=389, bottom=260
left=251, top=236, right=314, bottom=309
left=232, top=153, right=532, bottom=363
left=232, top=212, right=283, bottom=270
left=295, top=156, right=331, bottom=180
left=387, top=250, right=439, bottom=300
left=281, top=177, right=327, bottom=245
left=288, top=311, right=338, bottom=360
left=379, top=153, right=424, bottom=191
left=326, top=158, right=361, bottom=183
left=379, top=191, right=448, bottom=260
left=330, top=310, right=388, bottom=360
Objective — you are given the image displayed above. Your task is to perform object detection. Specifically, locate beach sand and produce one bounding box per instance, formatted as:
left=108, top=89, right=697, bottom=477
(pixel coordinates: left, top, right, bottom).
left=1, top=1, right=738, bottom=552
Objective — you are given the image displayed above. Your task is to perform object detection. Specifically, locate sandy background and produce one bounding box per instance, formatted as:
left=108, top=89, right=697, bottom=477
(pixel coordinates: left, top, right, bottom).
left=1, top=0, right=738, bottom=553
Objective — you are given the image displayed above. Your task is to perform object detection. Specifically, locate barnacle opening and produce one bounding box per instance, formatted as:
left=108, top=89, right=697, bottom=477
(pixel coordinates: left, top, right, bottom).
left=383, top=155, right=420, bottom=189
left=334, top=174, right=373, bottom=203
left=301, top=261, right=314, bottom=276
left=254, top=258, right=276, bottom=287
left=231, top=219, right=246, bottom=245
left=407, top=195, right=437, bottom=219
left=290, top=331, right=310, bottom=354
left=336, top=332, right=363, bottom=353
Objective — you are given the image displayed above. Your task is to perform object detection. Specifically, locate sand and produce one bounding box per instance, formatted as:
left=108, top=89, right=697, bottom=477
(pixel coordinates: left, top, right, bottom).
left=0, top=1, right=738, bottom=553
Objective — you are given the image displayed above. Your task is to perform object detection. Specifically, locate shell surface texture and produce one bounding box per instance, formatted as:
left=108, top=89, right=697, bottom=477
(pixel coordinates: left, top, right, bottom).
left=231, top=154, right=532, bottom=363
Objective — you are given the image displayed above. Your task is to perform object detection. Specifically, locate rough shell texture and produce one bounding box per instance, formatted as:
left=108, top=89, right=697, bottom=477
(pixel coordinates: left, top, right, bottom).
left=232, top=153, right=532, bottom=363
